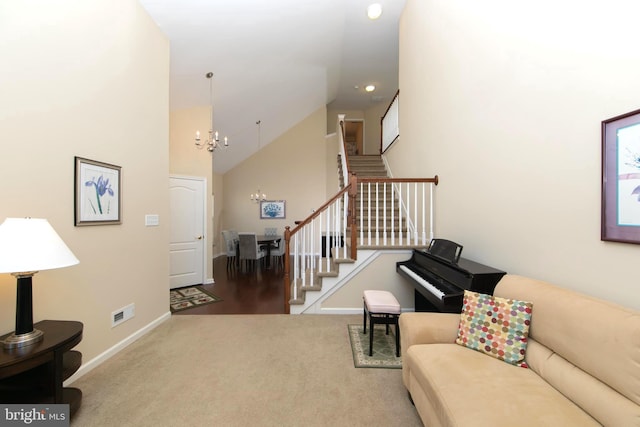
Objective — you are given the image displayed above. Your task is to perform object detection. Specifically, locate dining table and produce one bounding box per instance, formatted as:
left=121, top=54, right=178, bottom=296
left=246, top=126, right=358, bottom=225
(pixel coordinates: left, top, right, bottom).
left=256, top=235, right=282, bottom=269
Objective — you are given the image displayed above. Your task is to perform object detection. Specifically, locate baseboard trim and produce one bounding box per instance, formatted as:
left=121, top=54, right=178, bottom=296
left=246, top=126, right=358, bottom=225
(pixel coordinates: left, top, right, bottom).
left=64, top=311, right=172, bottom=386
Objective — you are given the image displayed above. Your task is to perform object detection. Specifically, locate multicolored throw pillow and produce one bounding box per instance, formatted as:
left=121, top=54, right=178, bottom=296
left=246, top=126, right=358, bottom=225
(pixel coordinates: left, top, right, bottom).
left=456, top=291, right=533, bottom=367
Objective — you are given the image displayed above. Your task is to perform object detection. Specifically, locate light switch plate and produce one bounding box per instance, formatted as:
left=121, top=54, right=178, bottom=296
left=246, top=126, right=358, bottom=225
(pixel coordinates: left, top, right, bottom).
left=145, top=214, right=159, bottom=226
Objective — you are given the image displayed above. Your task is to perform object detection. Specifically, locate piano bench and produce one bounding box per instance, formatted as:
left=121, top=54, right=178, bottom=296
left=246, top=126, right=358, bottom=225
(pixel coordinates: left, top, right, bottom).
left=362, top=290, right=401, bottom=357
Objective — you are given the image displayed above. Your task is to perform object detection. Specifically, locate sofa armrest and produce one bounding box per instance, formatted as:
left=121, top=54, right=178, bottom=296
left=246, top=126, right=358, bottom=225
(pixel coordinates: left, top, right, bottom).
left=399, top=312, right=460, bottom=351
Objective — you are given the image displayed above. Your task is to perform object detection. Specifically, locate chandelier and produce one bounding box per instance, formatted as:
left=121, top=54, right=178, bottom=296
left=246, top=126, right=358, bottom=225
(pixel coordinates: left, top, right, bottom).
left=195, top=72, right=228, bottom=152
left=250, top=120, right=267, bottom=203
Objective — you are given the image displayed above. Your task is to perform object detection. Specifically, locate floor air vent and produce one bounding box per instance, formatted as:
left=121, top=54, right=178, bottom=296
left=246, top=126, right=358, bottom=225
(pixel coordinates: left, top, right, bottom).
left=111, top=303, right=135, bottom=327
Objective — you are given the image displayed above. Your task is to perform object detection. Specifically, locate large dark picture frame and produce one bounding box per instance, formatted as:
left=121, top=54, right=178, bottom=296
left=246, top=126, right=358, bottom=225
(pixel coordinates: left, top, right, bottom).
left=74, top=156, right=122, bottom=226
left=601, top=109, right=640, bottom=244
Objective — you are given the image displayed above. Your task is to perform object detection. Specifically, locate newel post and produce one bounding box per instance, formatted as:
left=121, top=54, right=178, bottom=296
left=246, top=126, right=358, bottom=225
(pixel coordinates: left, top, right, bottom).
left=348, top=173, right=358, bottom=260
left=283, top=226, right=291, bottom=314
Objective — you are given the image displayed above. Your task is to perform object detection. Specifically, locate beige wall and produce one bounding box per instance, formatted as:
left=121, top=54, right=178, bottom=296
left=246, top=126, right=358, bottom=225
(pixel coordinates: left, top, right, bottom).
left=364, top=102, right=388, bottom=155
left=325, top=132, right=341, bottom=196
left=323, top=251, right=416, bottom=310
left=0, top=1, right=170, bottom=360
left=222, top=107, right=328, bottom=234
left=390, top=0, right=640, bottom=311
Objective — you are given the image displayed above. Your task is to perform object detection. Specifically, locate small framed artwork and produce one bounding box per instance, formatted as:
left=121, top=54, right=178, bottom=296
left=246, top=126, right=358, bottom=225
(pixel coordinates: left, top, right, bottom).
left=260, top=200, right=286, bottom=219
left=601, top=108, right=640, bottom=244
left=75, top=156, right=122, bottom=226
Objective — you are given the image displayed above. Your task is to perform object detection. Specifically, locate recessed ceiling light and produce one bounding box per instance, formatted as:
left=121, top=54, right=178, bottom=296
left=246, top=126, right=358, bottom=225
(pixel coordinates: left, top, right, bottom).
left=367, top=3, right=383, bottom=20
left=365, top=84, right=376, bottom=92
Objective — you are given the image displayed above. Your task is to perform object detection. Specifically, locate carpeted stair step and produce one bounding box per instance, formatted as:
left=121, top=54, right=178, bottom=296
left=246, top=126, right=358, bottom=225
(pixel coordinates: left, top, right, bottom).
left=289, top=250, right=354, bottom=306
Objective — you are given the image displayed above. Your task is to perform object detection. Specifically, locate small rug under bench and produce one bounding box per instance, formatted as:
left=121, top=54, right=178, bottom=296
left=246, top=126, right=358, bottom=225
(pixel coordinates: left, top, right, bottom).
left=170, top=286, right=222, bottom=313
left=347, top=324, right=402, bottom=369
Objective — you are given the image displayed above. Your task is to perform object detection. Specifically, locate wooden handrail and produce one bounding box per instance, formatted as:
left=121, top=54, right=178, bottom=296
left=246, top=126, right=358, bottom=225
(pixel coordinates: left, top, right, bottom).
left=289, top=185, right=351, bottom=235
left=358, top=176, right=439, bottom=185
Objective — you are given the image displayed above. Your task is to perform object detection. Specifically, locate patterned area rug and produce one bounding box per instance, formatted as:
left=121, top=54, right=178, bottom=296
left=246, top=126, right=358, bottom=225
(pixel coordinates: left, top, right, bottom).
left=348, top=324, right=401, bottom=369
left=170, top=286, right=222, bottom=313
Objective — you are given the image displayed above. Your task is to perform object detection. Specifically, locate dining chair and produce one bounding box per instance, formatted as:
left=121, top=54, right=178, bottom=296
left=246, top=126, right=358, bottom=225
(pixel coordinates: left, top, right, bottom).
left=269, top=237, right=285, bottom=269
left=264, top=227, right=280, bottom=249
left=238, top=233, right=266, bottom=271
left=221, top=230, right=237, bottom=269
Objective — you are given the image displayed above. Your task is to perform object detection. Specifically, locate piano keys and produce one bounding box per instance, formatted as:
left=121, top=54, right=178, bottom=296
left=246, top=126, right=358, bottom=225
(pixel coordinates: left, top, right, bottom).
left=396, top=249, right=506, bottom=313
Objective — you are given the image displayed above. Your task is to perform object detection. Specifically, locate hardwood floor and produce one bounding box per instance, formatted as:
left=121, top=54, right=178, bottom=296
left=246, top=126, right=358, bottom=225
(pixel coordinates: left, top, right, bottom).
left=173, top=255, right=286, bottom=315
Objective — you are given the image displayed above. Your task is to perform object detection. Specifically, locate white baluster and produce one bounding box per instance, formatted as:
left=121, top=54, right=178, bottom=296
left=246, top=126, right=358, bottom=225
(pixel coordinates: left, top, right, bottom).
left=430, top=182, right=435, bottom=242
left=391, top=182, right=396, bottom=245
left=422, top=182, right=427, bottom=245
left=342, top=192, right=348, bottom=258
left=309, top=218, right=315, bottom=285
left=413, top=182, right=418, bottom=245
left=383, top=182, right=387, bottom=246
left=359, top=182, right=364, bottom=245
left=398, top=182, right=403, bottom=246
left=406, top=183, right=410, bottom=244
left=367, top=182, right=372, bottom=245
left=375, top=181, right=379, bottom=246
left=293, top=234, right=299, bottom=300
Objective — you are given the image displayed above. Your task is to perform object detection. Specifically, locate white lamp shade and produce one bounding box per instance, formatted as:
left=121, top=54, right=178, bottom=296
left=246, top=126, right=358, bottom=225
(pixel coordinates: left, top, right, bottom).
left=0, top=218, right=79, bottom=274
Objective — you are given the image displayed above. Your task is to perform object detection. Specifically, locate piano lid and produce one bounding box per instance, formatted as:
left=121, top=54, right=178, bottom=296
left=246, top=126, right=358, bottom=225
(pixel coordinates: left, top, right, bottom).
left=426, top=239, right=463, bottom=264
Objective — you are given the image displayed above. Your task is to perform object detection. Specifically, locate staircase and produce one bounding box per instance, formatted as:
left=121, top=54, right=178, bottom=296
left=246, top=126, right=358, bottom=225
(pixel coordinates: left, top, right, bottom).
left=287, top=154, right=437, bottom=314
left=348, top=155, right=387, bottom=178
left=348, top=155, right=406, bottom=245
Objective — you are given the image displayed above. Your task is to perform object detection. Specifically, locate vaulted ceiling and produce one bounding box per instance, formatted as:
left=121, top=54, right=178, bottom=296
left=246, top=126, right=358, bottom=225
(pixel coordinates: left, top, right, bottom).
left=139, top=0, right=405, bottom=172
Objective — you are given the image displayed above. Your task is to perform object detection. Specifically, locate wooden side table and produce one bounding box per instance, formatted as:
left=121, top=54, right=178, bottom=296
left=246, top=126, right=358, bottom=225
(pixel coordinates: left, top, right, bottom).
left=0, top=320, right=83, bottom=417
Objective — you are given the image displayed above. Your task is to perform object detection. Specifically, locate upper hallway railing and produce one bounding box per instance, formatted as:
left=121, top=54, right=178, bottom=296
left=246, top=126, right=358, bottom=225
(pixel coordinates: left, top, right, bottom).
left=381, top=90, right=399, bottom=154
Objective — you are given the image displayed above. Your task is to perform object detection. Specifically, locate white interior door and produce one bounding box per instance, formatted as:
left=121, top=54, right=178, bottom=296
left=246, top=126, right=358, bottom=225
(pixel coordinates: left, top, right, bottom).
left=169, top=176, right=205, bottom=289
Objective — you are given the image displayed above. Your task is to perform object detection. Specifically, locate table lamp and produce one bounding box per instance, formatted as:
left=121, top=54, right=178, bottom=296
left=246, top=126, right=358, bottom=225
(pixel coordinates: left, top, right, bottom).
left=0, top=218, right=79, bottom=349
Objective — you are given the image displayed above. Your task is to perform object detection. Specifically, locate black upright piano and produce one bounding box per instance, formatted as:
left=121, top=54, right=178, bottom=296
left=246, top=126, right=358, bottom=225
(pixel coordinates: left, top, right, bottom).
left=396, top=240, right=506, bottom=313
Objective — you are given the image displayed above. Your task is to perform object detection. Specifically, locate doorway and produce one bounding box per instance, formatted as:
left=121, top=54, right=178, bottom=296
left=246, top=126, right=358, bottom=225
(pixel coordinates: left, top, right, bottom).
left=169, top=176, right=206, bottom=289
left=344, top=120, right=364, bottom=155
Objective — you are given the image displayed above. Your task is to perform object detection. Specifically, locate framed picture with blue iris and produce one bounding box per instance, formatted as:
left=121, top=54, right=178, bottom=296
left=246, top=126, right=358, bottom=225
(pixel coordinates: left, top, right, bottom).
left=74, top=157, right=122, bottom=226
left=260, top=200, right=285, bottom=219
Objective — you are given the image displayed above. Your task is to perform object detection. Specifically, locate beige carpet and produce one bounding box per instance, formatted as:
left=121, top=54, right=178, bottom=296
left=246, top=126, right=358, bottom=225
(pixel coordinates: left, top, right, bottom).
left=70, top=314, right=422, bottom=427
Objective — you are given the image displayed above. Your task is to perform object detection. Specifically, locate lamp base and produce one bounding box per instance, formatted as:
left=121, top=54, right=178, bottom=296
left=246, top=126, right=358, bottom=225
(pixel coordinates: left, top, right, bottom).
left=2, top=328, right=44, bottom=349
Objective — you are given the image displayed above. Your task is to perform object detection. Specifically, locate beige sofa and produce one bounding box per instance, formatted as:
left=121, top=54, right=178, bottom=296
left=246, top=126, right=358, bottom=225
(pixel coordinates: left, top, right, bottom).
left=399, top=275, right=640, bottom=426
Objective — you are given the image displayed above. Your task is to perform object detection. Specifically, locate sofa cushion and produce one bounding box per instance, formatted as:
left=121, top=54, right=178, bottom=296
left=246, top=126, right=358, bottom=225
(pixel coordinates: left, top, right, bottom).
left=456, top=290, right=532, bottom=367
left=406, top=344, right=601, bottom=427
left=494, top=275, right=640, bottom=409
left=494, top=274, right=640, bottom=426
